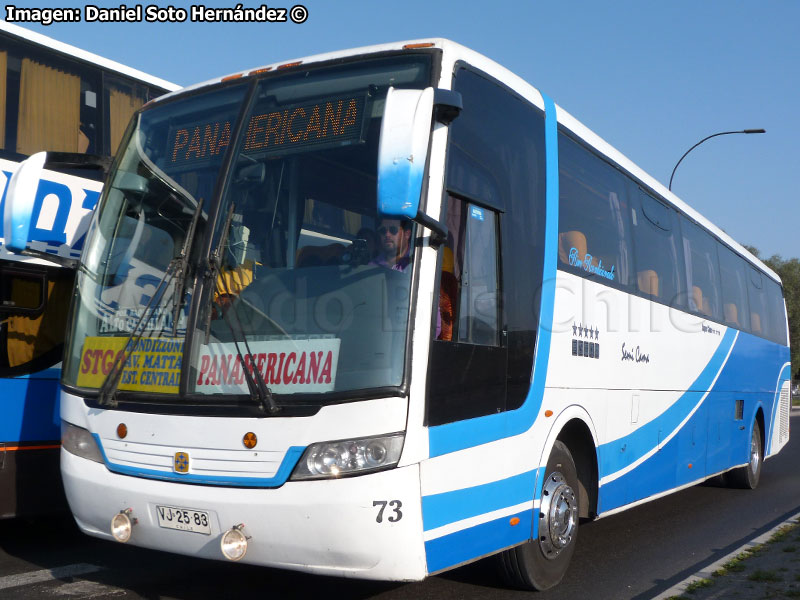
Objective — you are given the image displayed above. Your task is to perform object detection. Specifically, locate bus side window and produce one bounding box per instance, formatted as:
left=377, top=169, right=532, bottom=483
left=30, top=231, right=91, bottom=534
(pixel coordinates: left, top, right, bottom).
left=764, top=278, right=788, bottom=345
left=718, top=245, right=751, bottom=332
left=0, top=267, right=73, bottom=375
left=746, top=267, right=768, bottom=337
left=680, top=217, right=722, bottom=320
left=557, top=133, right=634, bottom=289
left=631, top=190, right=686, bottom=308
left=437, top=197, right=500, bottom=346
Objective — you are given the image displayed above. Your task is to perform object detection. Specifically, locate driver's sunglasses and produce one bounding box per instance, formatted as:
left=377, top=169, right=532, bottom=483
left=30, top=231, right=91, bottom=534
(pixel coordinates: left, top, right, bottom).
left=377, top=225, right=400, bottom=235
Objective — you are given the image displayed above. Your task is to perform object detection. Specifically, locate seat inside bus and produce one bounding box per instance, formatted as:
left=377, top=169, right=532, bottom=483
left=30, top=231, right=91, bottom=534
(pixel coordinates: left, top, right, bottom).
left=637, top=269, right=659, bottom=297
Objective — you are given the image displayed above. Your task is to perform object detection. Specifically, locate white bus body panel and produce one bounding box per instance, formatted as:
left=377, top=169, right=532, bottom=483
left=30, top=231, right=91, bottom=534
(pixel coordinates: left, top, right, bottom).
left=61, top=390, right=426, bottom=580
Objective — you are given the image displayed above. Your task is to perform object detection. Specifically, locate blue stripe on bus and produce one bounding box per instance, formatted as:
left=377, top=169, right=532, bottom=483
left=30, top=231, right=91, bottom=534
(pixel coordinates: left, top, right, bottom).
left=425, top=508, right=532, bottom=574
left=0, top=377, right=61, bottom=443
left=421, top=468, right=538, bottom=531
left=428, top=92, right=559, bottom=458
left=13, top=368, right=60, bottom=380
left=597, top=327, right=737, bottom=479
left=597, top=332, right=788, bottom=512
left=93, top=434, right=305, bottom=488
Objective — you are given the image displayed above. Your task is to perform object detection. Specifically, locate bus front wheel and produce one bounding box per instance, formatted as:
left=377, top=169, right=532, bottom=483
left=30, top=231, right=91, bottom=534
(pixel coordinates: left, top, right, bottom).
left=726, top=422, right=763, bottom=489
left=497, top=441, right=579, bottom=590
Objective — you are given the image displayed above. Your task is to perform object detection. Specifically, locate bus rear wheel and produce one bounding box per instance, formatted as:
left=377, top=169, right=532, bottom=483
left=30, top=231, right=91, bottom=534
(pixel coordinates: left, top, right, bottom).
left=726, top=422, right=763, bottom=489
left=497, top=441, right=579, bottom=590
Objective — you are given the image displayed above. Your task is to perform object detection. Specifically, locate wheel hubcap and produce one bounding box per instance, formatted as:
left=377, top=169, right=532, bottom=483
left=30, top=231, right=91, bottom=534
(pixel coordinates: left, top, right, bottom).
left=750, top=431, right=760, bottom=473
left=538, top=471, right=578, bottom=560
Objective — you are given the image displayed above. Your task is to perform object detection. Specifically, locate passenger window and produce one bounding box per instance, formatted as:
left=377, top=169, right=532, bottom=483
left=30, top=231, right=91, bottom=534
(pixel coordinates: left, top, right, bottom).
left=631, top=190, right=686, bottom=307
left=437, top=197, right=500, bottom=346
left=558, top=133, right=633, bottom=288
left=0, top=266, right=73, bottom=375
left=747, top=267, right=768, bottom=337
left=764, top=278, right=788, bottom=345
left=680, top=219, right=722, bottom=320
left=718, top=246, right=750, bottom=331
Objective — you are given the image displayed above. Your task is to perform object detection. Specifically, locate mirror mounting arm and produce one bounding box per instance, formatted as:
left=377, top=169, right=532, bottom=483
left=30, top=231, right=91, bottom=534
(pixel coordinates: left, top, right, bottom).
left=414, top=210, right=447, bottom=247
left=433, top=89, right=462, bottom=125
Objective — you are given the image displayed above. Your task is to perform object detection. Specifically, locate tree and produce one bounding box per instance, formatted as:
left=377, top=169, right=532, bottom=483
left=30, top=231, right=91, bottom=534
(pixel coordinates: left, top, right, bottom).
left=747, top=246, right=800, bottom=380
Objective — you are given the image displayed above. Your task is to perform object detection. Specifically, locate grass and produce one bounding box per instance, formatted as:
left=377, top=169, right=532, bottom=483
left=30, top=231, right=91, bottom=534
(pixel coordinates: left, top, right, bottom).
left=685, top=578, right=714, bottom=593
left=748, top=569, right=782, bottom=582
left=714, top=548, right=760, bottom=576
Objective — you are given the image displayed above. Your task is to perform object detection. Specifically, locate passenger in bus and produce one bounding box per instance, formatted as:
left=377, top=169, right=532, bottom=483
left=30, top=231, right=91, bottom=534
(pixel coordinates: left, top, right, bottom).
left=437, top=247, right=458, bottom=341
left=370, top=218, right=412, bottom=272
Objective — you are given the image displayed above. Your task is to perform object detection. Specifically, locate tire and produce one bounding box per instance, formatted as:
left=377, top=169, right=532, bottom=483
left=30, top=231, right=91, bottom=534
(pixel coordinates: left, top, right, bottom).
left=497, top=441, right=580, bottom=591
left=726, top=422, right=763, bottom=489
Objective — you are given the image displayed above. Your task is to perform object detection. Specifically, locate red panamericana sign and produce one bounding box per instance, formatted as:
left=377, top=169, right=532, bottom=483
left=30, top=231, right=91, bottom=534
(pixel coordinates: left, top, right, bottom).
left=195, top=338, right=341, bottom=394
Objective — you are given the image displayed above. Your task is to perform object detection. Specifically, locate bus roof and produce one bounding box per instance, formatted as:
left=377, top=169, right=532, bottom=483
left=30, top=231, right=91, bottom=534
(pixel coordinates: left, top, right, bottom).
left=152, top=37, right=781, bottom=284
left=0, top=20, right=180, bottom=92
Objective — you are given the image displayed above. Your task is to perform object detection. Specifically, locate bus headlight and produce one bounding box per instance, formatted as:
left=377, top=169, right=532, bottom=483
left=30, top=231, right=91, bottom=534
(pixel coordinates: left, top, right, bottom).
left=111, top=509, right=136, bottom=543
left=290, top=433, right=404, bottom=480
left=220, top=524, right=248, bottom=561
left=61, top=421, right=104, bottom=464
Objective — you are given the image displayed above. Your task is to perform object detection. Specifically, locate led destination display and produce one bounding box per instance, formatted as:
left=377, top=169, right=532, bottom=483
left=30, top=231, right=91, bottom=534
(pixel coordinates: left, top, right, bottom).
left=168, top=94, right=367, bottom=167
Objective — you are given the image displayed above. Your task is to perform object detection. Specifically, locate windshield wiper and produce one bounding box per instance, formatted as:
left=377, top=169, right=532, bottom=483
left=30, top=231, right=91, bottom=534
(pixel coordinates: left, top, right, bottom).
left=171, top=200, right=204, bottom=336
left=96, top=199, right=202, bottom=406
left=206, top=203, right=280, bottom=415
left=96, top=259, right=178, bottom=407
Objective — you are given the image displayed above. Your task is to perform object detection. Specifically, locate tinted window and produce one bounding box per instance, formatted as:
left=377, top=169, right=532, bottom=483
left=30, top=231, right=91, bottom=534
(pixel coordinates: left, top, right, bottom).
left=764, top=277, right=788, bottom=345
left=558, top=133, right=633, bottom=288
left=718, top=246, right=750, bottom=331
left=442, top=65, right=546, bottom=413
left=631, top=190, right=686, bottom=307
left=681, top=218, right=722, bottom=320
left=747, top=267, right=769, bottom=337
left=0, top=265, right=73, bottom=376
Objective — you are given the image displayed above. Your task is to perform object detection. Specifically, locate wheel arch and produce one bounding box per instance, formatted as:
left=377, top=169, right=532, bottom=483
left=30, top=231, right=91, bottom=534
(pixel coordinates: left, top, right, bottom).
left=537, top=406, right=599, bottom=520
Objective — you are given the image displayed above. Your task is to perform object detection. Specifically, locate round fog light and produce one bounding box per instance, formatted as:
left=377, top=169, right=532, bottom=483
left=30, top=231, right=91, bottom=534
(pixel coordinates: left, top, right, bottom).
left=111, top=511, right=133, bottom=543
left=220, top=525, right=248, bottom=561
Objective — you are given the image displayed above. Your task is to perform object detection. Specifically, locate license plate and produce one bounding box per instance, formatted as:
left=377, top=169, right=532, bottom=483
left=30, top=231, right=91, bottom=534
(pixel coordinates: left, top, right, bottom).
left=156, top=505, right=211, bottom=535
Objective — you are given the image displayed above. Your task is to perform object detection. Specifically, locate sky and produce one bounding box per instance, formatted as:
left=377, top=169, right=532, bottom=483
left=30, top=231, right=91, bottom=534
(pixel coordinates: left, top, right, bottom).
left=12, top=0, right=800, bottom=260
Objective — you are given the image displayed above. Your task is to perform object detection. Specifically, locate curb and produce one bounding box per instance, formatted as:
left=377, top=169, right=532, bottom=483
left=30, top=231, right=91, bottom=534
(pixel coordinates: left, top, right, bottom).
left=651, top=509, right=800, bottom=600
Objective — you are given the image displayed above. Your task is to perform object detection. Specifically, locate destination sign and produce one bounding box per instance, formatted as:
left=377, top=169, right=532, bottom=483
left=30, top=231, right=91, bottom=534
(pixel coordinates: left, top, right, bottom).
left=168, top=94, right=367, bottom=167
left=77, top=336, right=183, bottom=394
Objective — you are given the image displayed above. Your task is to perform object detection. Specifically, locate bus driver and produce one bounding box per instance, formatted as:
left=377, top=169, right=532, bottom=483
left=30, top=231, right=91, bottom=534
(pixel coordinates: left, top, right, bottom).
left=371, top=218, right=412, bottom=272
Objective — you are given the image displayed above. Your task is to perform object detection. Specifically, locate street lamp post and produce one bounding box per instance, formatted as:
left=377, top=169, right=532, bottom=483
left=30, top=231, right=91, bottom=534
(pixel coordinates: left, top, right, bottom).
left=668, top=129, right=766, bottom=191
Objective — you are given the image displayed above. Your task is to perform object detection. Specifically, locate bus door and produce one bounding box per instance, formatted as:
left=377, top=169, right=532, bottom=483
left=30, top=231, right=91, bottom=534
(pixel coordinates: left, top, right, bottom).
left=426, top=194, right=506, bottom=426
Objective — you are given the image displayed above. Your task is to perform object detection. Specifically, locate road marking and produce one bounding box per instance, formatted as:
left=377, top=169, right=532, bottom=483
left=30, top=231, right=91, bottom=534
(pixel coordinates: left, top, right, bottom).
left=652, top=509, right=800, bottom=600
left=0, top=563, right=104, bottom=591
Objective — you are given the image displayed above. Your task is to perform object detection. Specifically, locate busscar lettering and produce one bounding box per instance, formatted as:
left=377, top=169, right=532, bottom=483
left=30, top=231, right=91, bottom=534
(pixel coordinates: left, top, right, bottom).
left=5, top=6, right=80, bottom=25
left=196, top=350, right=335, bottom=387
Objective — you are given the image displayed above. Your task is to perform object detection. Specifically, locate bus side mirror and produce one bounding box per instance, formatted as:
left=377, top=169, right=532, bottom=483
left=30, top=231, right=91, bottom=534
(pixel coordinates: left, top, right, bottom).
left=3, top=151, right=109, bottom=266
left=377, top=87, right=458, bottom=245
left=3, top=151, right=46, bottom=254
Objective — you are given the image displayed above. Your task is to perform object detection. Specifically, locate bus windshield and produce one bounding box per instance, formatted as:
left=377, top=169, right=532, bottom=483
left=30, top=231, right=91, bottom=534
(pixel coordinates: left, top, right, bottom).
left=63, top=55, right=432, bottom=401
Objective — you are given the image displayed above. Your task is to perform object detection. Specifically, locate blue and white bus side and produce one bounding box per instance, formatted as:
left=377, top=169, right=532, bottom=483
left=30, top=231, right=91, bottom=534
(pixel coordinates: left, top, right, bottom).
left=22, top=38, right=788, bottom=589
left=0, top=159, right=101, bottom=516
left=415, top=42, right=790, bottom=585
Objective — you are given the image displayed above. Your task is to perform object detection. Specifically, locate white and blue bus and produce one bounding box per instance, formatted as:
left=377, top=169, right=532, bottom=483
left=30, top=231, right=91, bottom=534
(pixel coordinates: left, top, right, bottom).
left=4, top=39, right=790, bottom=589
left=0, top=21, right=178, bottom=518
